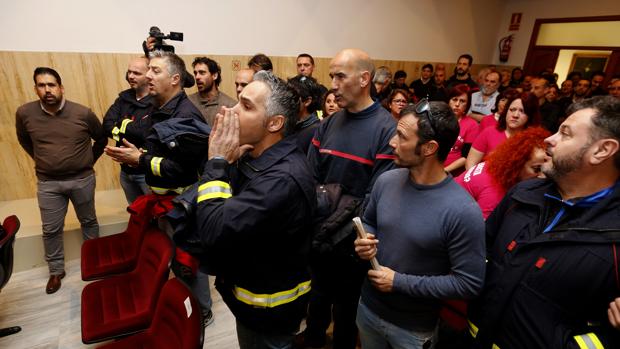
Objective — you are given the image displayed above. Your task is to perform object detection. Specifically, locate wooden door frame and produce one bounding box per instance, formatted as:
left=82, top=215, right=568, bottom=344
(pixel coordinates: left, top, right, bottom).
left=523, top=15, right=620, bottom=75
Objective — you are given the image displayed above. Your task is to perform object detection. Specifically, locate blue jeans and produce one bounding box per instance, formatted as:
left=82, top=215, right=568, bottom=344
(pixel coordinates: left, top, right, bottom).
left=236, top=319, right=294, bottom=349
left=356, top=301, right=436, bottom=349
left=119, top=171, right=149, bottom=204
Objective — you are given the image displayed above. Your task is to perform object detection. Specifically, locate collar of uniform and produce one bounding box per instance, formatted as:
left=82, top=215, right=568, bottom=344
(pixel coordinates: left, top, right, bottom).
left=158, top=91, right=186, bottom=115
left=120, top=88, right=155, bottom=107
left=345, top=101, right=381, bottom=119
left=238, top=136, right=298, bottom=178
left=40, top=97, right=66, bottom=116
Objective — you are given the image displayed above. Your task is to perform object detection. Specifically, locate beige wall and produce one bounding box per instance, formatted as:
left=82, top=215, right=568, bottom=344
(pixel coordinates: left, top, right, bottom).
left=493, top=0, right=620, bottom=66
left=1, top=0, right=505, bottom=63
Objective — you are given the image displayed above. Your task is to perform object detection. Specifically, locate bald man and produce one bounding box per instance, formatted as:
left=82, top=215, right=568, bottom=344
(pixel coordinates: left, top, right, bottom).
left=301, top=49, right=396, bottom=349
left=234, top=68, right=254, bottom=99
left=103, top=56, right=154, bottom=203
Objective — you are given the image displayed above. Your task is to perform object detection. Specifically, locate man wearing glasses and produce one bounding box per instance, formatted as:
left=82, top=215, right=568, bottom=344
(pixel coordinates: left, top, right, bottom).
left=301, top=48, right=397, bottom=349
left=354, top=100, right=486, bottom=349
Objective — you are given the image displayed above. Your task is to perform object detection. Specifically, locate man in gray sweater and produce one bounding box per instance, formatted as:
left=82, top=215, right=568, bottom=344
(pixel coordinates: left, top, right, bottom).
left=354, top=100, right=486, bottom=348
left=16, top=67, right=106, bottom=294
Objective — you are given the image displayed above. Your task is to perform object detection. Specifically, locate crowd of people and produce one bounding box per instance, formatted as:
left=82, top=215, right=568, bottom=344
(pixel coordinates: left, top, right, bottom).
left=13, top=41, right=620, bottom=349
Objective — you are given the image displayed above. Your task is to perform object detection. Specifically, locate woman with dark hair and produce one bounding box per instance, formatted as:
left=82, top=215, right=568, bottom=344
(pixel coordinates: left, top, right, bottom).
left=321, top=89, right=340, bottom=118
left=384, top=88, right=409, bottom=120
left=444, top=84, right=477, bottom=175
left=509, top=67, right=524, bottom=88
left=456, top=127, right=550, bottom=219
left=479, top=88, right=519, bottom=131
left=466, top=92, right=540, bottom=169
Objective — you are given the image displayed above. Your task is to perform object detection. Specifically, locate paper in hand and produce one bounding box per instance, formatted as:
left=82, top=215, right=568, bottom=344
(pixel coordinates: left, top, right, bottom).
left=352, top=217, right=381, bottom=271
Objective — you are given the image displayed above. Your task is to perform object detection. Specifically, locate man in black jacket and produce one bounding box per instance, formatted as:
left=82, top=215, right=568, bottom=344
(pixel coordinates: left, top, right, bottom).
left=103, top=56, right=154, bottom=203
left=185, top=70, right=316, bottom=348
left=468, top=96, right=620, bottom=349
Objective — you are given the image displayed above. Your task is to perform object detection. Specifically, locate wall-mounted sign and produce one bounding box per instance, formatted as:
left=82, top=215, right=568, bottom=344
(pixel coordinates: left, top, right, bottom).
left=509, top=13, right=522, bottom=31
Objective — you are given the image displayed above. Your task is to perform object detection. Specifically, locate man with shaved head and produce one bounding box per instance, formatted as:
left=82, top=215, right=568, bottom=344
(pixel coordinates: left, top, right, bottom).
left=299, top=49, right=396, bottom=349
left=234, top=68, right=254, bottom=99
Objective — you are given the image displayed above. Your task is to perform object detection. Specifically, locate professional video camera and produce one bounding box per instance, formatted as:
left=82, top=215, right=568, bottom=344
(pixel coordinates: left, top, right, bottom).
left=148, top=26, right=183, bottom=53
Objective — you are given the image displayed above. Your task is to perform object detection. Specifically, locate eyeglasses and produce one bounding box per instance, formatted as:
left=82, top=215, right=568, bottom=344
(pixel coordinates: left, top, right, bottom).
left=415, top=98, right=438, bottom=135
left=392, top=99, right=408, bottom=105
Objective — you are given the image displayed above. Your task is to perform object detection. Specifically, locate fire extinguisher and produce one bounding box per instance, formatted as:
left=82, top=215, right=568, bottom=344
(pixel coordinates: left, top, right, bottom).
left=499, top=34, right=514, bottom=62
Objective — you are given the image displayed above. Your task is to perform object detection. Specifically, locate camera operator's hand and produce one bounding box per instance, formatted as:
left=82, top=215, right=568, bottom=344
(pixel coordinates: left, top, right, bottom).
left=208, top=107, right=253, bottom=164
left=145, top=36, right=157, bottom=51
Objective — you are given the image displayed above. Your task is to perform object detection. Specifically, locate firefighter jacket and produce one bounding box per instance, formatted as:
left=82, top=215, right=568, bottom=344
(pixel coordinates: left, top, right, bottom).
left=468, top=178, right=620, bottom=349
left=103, top=89, right=154, bottom=174
left=180, top=136, right=316, bottom=334
left=136, top=92, right=209, bottom=194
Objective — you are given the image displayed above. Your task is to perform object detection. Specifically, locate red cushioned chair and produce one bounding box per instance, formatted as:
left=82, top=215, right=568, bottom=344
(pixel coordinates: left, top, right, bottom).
left=81, top=229, right=173, bottom=344
left=0, top=215, right=22, bottom=338
left=81, top=195, right=159, bottom=281
left=97, top=278, right=203, bottom=349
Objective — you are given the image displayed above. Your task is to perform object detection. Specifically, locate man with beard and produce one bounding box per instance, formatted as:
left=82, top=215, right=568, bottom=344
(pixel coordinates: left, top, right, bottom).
left=447, top=54, right=477, bottom=89
left=16, top=67, right=106, bottom=294
left=103, top=56, right=154, bottom=203
left=188, top=56, right=236, bottom=126
left=468, top=70, right=500, bottom=121
left=558, top=79, right=591, bottom=116
left=468, top=96, right=620, bottom=348
left=431, top=68, right=448, bottom=102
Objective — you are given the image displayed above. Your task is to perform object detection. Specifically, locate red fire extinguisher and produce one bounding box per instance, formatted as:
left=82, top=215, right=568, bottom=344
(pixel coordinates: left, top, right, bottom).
left=499, top=34, right=514, bottom=62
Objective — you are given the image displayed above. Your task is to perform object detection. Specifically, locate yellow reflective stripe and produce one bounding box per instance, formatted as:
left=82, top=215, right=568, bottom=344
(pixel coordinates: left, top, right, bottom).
left=119, top=118, right=133, bottom=133
left=150, top=157, right=163, bottom=177
left=491, top=345, right=501, bottom=349
left=233, top=280, right=311, bottom=308
left=149, top=185, right=189, bottom=195
left=111, top=126, right=121, bottom=141
left=468, top=320, right=479, bottom=338
left=197, top=181, right=232, bottom=203
left=316, top=110, right=324, bottom=120
left=574, top=333, right=604, bottom=349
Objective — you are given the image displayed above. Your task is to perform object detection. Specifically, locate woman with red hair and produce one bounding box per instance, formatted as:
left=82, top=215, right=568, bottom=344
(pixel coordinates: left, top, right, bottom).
left=444, top=84, right=478, bottom=175
left=465, top=91, right=540, bottom=169
left=455, top=127, right=550, bottom=219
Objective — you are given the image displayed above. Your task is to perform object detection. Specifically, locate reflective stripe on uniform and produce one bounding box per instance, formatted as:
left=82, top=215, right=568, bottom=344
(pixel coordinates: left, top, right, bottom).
left=574, top=333, right=604, bottom=349
left=468, top=320, right=479, bottom=338
left=150, top=157, right=163, bottom=177
left=197, top=181, right=232, bottom=203
left=232, top=280, right=311, bottom=308
left=467, top=320, right=501, bottom=348
left=149, top=185, right=189, bottom=195
left=119, top=118, right=133, bottom=133
left=111, top=126, right=121, bottom=141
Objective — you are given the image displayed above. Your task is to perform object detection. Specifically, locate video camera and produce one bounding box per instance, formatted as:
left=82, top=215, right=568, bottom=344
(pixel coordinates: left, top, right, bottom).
left=148, top=26, right=183, bottom=53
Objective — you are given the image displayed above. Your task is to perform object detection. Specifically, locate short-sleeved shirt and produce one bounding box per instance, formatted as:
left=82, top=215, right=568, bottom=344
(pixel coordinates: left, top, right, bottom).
left=472, top=127, right=507, bottom=156
left=445, top=116, right=479, bottom=167
left=454, top=162, right=505, bottom=219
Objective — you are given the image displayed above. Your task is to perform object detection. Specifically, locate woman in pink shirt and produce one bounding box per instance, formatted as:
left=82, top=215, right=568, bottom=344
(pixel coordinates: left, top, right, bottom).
left=455, top=127, right=550, bottom=219
left=479, top=88, right=518, bottom=131
left=444, top=84, right=478, bottom=176
left=466, top=91, right=540, bottom=169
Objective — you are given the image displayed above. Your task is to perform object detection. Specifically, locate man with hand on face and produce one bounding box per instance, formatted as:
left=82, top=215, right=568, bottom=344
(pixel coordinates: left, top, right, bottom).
left=16, top=67, right=106, bottom=294
left=354, top=101, right=485, bottom=349
left=103, top=56, right=154, bottom=203
left=188, top=56, right=236, bottom=126
left=172, top=71, right=316, bottom=349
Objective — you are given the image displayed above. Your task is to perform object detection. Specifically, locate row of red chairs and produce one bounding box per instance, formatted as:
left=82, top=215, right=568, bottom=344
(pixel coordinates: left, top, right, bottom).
left=80, top=195, right=203, bottom=348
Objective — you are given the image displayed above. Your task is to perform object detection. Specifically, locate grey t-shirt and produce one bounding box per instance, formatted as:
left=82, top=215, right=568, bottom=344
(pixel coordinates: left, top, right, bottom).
left=361, top=168, right=486, bottom=331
